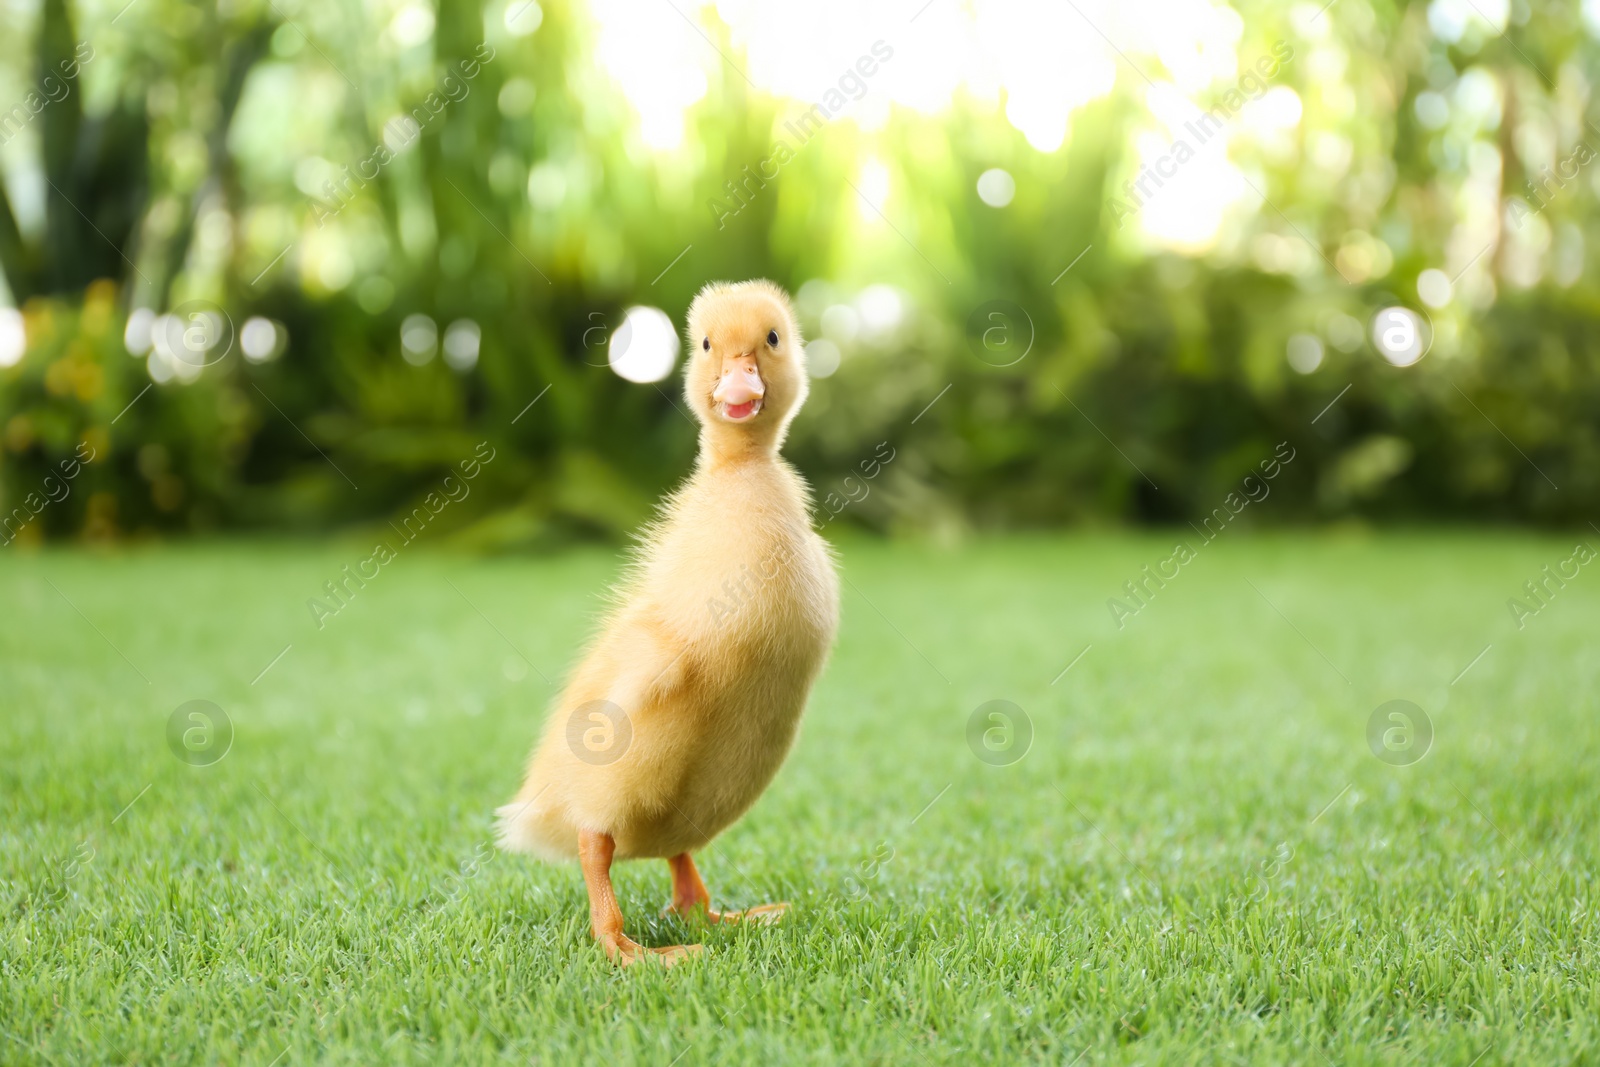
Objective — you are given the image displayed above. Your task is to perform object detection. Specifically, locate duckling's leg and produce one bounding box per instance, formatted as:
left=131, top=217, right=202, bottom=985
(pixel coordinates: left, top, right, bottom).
left=667, top=852, right=789, bottom=925
left=579, top=830, right=702, bottom=966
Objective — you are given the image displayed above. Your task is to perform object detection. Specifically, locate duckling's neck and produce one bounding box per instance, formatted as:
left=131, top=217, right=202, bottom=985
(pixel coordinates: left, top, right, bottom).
left=697, top=424, right=781, bottom=472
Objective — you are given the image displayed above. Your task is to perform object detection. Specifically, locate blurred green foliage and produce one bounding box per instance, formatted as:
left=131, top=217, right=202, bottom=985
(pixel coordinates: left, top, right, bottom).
left=0, top=0, right=1596, bottom=548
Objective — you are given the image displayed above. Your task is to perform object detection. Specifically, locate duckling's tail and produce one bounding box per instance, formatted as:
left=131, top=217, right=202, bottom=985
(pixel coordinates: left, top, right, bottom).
left=494, top=791, right=575, bottom=861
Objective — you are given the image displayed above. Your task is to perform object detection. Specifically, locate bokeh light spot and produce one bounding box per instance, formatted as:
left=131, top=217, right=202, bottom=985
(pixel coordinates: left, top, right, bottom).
left=976, top=168, right=1016, bottom=207
left=805, top=339, right=841, bottom=379
left=503, top=0, right=543, bottom=36
left=608, top=306, right=678, bottom=383
left=444, top=319, right=482, bottom=372
left=1417, top=269, right=1453, bottom=308
left=241, top=317, right=279, bottom=363
left=1286, top=333, right=1324, bottom=374
left=401, top=314, right=438, bottom=366
left=0, top=308, right=24, bottom=368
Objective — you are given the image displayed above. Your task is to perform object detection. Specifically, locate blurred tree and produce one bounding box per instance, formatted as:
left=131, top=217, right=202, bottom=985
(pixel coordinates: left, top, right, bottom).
left=0, top=0, right=1595, bottom=547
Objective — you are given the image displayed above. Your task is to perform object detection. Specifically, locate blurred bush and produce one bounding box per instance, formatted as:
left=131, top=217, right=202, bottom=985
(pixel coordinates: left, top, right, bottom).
left=0, top=0, right=1596, bottom=548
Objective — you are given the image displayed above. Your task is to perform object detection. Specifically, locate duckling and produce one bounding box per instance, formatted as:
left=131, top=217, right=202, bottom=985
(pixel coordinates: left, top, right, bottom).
left=497, top=279, right=839, bottom=965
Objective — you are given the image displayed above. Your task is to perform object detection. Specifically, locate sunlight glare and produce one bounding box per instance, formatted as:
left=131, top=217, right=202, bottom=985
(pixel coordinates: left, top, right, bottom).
left=589, top=0, right=709, bottom=151
left=856, top=159, right=891, bottom=222
left=584, top=0, right=1245, bottom=159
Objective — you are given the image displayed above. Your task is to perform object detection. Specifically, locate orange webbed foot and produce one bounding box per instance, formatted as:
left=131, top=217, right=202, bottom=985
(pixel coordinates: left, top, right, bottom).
left=598, top=931, right=704, bottom=967
left=666, top=899, right=790, bottom=925
left=666, top=852, right=789, bottom=926
left=581, top=831, right=704, bottom=968
left=724, top=900, right=789, bottom=924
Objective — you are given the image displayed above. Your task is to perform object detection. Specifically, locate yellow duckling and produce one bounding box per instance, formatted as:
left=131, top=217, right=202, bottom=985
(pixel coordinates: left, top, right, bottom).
left=497, top=279, right=839, bottom=965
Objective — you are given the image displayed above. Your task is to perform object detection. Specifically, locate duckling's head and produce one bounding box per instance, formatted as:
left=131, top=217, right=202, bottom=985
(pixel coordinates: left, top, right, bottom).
left=684, top=280, right=808, bottom=457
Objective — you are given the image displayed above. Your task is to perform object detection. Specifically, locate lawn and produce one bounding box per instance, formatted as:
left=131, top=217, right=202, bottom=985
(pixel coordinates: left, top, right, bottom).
left=2, top=532, right=1596, bottom=1065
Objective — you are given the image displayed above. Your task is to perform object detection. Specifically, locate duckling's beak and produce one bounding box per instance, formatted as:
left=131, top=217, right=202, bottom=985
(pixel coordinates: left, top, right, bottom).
left=713, top=352, right=765, bottom=422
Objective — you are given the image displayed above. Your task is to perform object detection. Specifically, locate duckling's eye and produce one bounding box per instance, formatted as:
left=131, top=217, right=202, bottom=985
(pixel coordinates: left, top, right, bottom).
left=702, top=337, right=710, bottom=351
left=767, top=330, right=779, bottom=347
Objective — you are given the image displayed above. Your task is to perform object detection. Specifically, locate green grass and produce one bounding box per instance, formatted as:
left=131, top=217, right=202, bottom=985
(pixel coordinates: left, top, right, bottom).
left=3, top=532, right=1597, bottom=1065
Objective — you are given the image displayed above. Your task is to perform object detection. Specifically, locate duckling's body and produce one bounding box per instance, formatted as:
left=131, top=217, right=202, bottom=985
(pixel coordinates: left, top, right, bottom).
left=498, top=280, right=838, bottom=964
left=498, top=457, right=836, bottom=860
